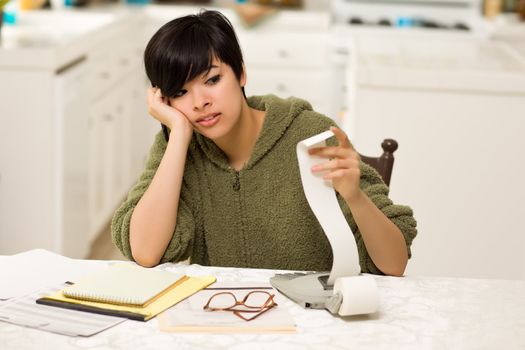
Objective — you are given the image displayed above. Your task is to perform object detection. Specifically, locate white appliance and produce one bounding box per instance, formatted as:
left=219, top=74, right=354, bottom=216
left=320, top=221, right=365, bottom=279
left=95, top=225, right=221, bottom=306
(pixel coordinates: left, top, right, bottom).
left=0, top=59, right=91, bottom=258
left=346, top=33, right=525, bottom=280
left=328, top=0, right=488, bottom=125
left=331, top=0, right=484, bottom=32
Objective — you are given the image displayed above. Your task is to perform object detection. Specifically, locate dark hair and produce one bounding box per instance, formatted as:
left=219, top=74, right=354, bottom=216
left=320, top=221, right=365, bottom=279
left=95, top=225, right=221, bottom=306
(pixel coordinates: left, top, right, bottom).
left=144, top=10, right=245, bottom=98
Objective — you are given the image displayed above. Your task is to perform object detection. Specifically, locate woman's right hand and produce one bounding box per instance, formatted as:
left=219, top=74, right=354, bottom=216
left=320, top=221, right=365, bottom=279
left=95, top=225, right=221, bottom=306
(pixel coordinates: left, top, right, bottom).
left=146, top=87, right=193, bottom=140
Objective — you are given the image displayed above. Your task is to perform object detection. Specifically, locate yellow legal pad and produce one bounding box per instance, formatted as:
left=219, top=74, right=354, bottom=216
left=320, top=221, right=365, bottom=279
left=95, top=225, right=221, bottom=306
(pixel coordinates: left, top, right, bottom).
left=37, top=274, right=216, bottom=322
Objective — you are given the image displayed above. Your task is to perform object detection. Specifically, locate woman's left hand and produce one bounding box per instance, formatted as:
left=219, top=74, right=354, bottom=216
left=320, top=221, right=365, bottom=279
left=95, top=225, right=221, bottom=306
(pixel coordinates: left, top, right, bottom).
left=309, top=126, right=362, bottom=202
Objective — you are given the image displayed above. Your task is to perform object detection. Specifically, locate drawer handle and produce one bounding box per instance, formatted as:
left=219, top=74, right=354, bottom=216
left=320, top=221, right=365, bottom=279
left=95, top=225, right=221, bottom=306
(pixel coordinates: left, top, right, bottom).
left=100, top=72, right=111, bottom=80
left=119, top=59, right=130, bottom=66
left=277, top=83, right=287, bottom=93
left=278, top=49, right=288, bottom=58
left=103, top=114, right=114, bottom=122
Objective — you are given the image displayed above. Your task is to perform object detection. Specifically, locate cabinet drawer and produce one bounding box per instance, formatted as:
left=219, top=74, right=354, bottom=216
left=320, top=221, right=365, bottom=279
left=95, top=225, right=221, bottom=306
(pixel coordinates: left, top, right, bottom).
left=247, top=68, right=333, bottom=117
left=86, top=49, right=119, bottom=101
left=86, top=34, right=143, bottom=101
left=239, top=32, right=329, bottom=68
left=112, top=31, right=145, bottom=80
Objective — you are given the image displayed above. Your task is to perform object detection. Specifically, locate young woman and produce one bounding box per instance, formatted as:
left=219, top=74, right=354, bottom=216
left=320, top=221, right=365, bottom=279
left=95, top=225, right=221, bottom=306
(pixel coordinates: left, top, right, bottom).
left=111, top=10, right=417, bottom=276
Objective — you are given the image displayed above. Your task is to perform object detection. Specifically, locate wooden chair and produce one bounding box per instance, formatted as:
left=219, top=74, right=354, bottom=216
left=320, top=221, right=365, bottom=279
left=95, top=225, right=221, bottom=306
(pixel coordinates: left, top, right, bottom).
left=359, top=139, right=398, bottom=187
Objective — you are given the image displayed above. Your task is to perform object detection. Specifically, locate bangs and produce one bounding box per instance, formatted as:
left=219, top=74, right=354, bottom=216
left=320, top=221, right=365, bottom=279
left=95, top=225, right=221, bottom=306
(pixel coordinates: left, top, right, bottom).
left=146, top=23, right=216, bottom=98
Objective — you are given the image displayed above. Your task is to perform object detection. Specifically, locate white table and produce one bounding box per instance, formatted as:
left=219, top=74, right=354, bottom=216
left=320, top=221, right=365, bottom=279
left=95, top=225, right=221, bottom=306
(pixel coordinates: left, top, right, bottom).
left=1, top=261, right=524, bottom=350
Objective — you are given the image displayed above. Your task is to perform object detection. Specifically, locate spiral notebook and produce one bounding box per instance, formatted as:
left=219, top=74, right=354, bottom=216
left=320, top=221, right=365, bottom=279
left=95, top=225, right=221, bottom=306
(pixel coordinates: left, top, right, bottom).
left=37, top=275, right=216, bottom=322
left=61, top=263, right=184, bottom=307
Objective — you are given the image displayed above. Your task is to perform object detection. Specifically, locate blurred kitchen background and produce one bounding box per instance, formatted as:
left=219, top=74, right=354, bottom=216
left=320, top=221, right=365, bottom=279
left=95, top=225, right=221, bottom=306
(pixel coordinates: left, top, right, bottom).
left=1, top=0, right=524, bottom=280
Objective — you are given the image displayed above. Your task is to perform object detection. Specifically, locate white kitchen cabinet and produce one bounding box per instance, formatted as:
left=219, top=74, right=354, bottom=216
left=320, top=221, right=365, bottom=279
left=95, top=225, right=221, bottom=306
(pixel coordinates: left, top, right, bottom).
left=0, top=62, right=91, bottom=258
left=59, top=61, right=91, bottom=258
left=239, top=32, right=330, bottom=69
left=86, top=20, right=151, bottom=244
left=0, top=14, right=152, bottom=258
left=247, top=68, right=332, bottom=114
left=88, top=74, right=144, bottom=240
left=0, top=70, right=53, bottom=253
left=88, top=97, right=106, bottom=239
left=236, top=17, right=335, bottom=118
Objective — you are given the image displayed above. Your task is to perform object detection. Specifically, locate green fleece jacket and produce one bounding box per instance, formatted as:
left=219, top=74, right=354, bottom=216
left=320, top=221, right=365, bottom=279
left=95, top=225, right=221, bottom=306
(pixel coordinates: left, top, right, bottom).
left=111, top=94, right=417, bottom=274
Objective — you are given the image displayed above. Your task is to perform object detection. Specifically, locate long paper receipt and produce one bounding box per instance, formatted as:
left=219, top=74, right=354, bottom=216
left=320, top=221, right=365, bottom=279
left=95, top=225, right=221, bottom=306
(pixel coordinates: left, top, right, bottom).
left=296, top=130, right=360, bottom=284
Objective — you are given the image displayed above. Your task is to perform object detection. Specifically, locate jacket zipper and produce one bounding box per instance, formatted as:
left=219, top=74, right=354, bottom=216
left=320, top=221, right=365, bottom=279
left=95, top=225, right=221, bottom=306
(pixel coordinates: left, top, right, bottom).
left=231, top=170, right=246, bottom=264
left=233, top=171, right=241, bottom=191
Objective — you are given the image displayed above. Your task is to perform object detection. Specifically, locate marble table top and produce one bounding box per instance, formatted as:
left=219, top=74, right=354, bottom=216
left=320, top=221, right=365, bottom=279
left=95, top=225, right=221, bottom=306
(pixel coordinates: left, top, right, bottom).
left=1, top=261, right=524, bottom=350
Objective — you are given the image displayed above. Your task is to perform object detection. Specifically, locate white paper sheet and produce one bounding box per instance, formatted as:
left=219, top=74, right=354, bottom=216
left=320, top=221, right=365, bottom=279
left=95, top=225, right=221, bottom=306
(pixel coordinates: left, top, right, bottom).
left=158, top=282, right=296, bottom=333
left=296, top=131, right=360, bottom=284
left=0, top=283, right=126, bottom=337
left=0, top=249, right=106, bottom=300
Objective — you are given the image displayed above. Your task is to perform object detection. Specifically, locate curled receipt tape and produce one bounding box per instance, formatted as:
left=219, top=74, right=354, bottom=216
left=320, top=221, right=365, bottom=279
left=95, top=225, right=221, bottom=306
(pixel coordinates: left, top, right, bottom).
left=270, top=130, right=380, bottom=316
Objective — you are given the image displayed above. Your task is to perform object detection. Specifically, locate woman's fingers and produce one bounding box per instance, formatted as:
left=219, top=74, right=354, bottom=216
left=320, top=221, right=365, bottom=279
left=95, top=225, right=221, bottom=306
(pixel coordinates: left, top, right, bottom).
left=308, top=128, right=361, bottom=200
left=147, top=87, right=177, bottom=127
left=308, top=146, right=356, bottom=160
left=146, top=87, right=155, bottom=104
left=154, top=88, right=165, bottom=104
left=330, top=126, right=352, bottom=149
left=311, top=157, right=359, bottom=173
left=309, top=128, right=360, bottom=175
left=308, top=127, right=356, bottom=159
left=147, top=87, right=164, bottom=104
left=322, top=168, right=360, bottom=180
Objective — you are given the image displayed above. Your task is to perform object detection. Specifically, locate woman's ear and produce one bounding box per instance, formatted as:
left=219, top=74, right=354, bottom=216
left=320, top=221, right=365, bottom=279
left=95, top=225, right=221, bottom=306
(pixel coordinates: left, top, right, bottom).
left=240, top=64, right=247, bottom=88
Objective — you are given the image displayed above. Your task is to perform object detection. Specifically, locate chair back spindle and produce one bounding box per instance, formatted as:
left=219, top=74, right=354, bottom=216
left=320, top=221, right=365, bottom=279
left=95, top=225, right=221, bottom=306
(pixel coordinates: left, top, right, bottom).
left=359, top=139, right=398, bottom=187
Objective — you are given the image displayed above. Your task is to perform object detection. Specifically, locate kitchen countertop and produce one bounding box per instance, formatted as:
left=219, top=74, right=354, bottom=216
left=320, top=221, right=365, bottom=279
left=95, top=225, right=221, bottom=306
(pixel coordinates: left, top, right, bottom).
left=0, top=3, right=330, bottom=71
left=0, top=6, right=142, bottom=71
left=1, top=3, right=523, bottom=72
left=488, top=14, right=525, bottom=59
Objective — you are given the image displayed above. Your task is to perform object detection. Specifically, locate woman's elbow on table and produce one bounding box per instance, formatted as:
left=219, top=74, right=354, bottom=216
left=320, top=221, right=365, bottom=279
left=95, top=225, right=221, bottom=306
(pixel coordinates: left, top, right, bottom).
left=379, top=260, right=407, bottom=277
left=382, top=268, right=405, bottom=278
left=131, top=249, right=161, bottom=268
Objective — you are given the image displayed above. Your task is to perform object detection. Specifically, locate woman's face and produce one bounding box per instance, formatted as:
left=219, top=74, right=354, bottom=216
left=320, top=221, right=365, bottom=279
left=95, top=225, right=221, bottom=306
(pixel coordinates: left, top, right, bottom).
left=168, top=58, right=246, bottom=141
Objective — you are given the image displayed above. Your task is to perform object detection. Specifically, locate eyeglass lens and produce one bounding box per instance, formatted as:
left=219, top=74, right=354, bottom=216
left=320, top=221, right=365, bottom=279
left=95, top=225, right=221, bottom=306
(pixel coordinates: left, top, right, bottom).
left=207, top=292, right=237, bottom=309
left=243, top=291, right=273, bottom=308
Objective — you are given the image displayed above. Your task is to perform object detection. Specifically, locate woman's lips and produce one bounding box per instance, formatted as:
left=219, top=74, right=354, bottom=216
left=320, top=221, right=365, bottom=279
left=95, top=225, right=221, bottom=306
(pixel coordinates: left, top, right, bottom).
left=197, top=113, right=221, bottom=127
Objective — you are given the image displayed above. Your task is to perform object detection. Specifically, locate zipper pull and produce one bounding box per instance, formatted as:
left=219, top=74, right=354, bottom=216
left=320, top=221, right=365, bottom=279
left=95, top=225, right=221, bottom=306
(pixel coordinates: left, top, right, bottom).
left=233, top=171, right=240, bottom=191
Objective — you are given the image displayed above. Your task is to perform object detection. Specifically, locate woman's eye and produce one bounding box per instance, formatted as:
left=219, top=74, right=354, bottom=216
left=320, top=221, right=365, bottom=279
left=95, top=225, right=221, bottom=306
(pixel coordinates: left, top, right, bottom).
left=173, top=89, right=187, bottom=98
left=206, top=75, right=221, bottom=85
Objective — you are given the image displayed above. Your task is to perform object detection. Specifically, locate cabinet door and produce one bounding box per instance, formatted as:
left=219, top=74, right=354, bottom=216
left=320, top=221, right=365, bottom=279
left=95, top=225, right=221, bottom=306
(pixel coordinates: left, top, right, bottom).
left=88, top=81, right=137, bottom=238
left=130, top=73, right=157, bottom=178
left=89, top=96, right=112, bottom=239
left=110, top=82, right=134, bottom=211
left=59, top=62, right=91, bottom=258
left=102, top=97, right=118, bottom=216
left=0, top=71, right=56, bottom=254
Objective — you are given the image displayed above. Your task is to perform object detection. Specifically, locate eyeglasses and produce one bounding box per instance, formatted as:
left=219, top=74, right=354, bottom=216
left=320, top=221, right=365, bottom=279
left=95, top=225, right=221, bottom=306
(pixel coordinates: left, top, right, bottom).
left=203, top=290, right=278, bottom=321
